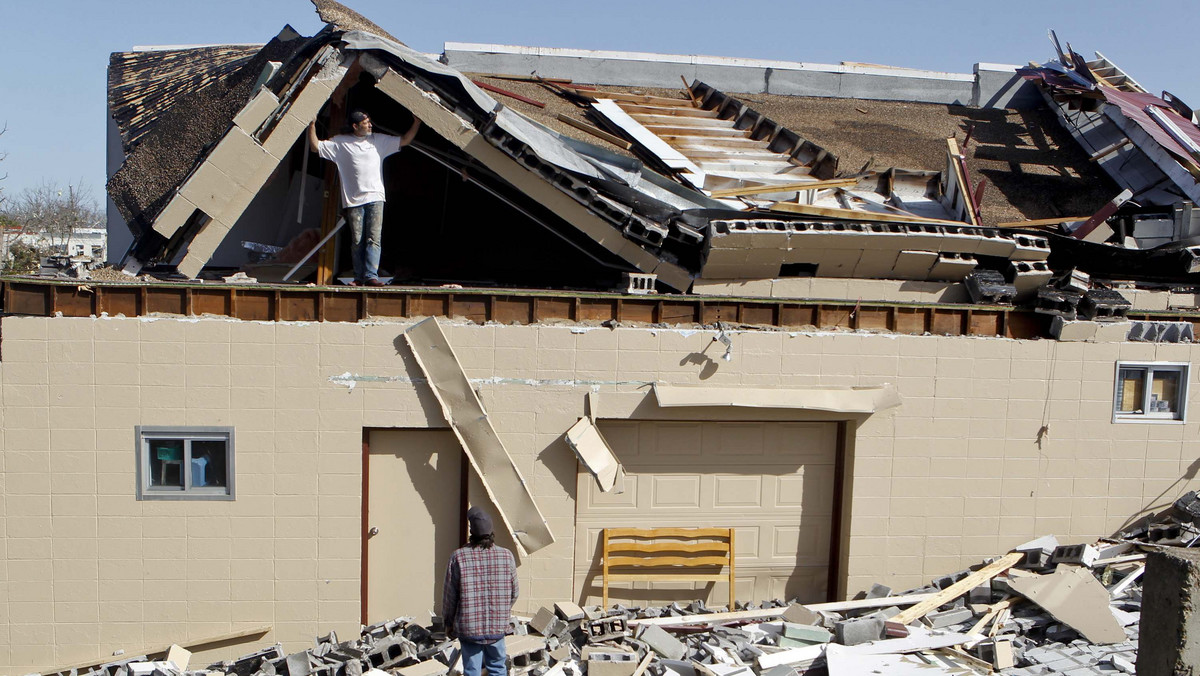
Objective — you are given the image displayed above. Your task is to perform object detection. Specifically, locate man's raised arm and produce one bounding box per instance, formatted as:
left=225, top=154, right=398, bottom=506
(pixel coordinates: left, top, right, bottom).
left=401, top=118, right=421, bottom=147
left=307, top=121, right=321, bottom=153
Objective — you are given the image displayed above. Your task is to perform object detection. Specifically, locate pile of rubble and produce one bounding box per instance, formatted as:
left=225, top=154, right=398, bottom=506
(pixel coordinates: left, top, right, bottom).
left=52, top=528, right=1153, bottom=676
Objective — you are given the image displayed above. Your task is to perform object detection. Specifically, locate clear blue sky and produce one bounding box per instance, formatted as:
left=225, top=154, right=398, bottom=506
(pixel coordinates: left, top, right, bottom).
left=1, top=0, right=1196, bottom=205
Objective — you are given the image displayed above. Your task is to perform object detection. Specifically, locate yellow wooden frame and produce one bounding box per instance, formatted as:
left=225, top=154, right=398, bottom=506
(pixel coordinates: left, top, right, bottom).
left=601, top=527, right=736, bottom=609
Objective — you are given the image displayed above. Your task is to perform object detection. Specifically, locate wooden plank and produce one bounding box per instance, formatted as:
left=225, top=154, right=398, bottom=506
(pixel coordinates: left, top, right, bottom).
left=608, top=542, right=730, bottom=554
left=619, top=104, right=719, bottom=118
left=607, top=573, right=728, bottom=582
left=946, top=137, right=980, bottom=226
left=556, top=114, right=633, bottom=149
left=891, top=552, right=1024, bottom=625
left=606, top=527, right=734, bottom=537
left=629, top=593, right=935, bottom=627
left=996, top=216, right=1087, bottom=228
left=708, top=178, right=860, bottom=198
left=607, top=555, right=731, bottom=567
left=769, top=201, right=967, bottom=225
left=587, top=91, right=695, bottom=107
left=473, top=80, right=546, bottom=108
left=630, top=652, right=655, bottom=676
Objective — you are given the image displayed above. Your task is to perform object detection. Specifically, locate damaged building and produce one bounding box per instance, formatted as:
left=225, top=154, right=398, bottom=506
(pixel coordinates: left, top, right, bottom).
left=3, top=0, right=1200, bottom=672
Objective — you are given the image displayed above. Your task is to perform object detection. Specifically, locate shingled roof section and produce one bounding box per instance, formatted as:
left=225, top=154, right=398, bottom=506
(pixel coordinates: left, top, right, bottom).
left=106, top=27, right=309, bottom=238
left=108, top=46, right=261, bottom=155
left=311, top=0, right=401, bottom=43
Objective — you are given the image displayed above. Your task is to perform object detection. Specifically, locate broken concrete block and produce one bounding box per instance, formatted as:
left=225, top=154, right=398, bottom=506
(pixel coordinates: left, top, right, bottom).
left=780, top=603, right=820, bottom=626
left=923, top=606, right=973, bottom=628
left=639, top=624, right=686, bottom=660
left=586, top=652, right=639, bottom=676
left=1050, top=543, right=1100, bottom=568
left=285, top=652, right=313, bottom=676
left=778, top=623, right=831, bottom=647
left=1050, top=317, right=1098, bottom=342
left=864, top=583, right=892, bottom=599
left=1078, top=287, right=1131, bottom=321
left=530, top=607, right=559, bottom=636
left=394, top=660, right=448, bottom=676
left=965, top=268, right=1015, bottom=305
left=833, top=616, right=885, bottom=646
left=556, top=601, right=586, bottom=622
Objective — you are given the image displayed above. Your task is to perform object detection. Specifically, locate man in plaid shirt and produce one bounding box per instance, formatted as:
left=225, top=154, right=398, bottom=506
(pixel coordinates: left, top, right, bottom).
left=443, top=507, right=519, bottom=676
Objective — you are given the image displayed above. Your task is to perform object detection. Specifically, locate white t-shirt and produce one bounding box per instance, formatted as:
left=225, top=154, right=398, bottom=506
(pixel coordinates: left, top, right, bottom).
left=317, top=133, right=404, bottom=208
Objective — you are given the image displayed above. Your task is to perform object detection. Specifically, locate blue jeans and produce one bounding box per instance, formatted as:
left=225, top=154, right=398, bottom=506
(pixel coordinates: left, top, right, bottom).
left=344, top=201, right=384, bottom=281
left=460, top=638, right=507, bottom=676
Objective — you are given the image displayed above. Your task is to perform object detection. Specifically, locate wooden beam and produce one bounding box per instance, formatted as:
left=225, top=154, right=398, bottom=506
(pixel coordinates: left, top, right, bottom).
left=1090, top=138, right=1131, bottom=162
left=996, top=216, right=1087, bottom=228
left=556, top=114, right=633, bottom=149
left=891, top=552, right=1024, bottom=625
left=708, top=178, right=860, bottom=198
left=767, top=201, right=967, bottom=226
left=946, top=137, right=980, bottom=226
left=627, top=593, right=936, bottom=626
left=472, top=80, right=546, bottom=108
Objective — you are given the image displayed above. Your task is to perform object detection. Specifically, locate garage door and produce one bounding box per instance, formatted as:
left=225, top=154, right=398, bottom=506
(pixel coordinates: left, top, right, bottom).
left=574, top=420, right=837, bottom=607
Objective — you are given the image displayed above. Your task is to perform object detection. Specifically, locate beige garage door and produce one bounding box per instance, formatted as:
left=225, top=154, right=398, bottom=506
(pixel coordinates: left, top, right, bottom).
left=574, top=420, right=837, bottom=607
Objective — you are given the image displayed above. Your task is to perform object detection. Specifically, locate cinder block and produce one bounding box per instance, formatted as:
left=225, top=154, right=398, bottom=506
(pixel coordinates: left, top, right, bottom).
left=555, top=601, right=586, bottom=621
left=922, top=606, right=973, bottom=628
left=150, top=194, right=203, bottom=238
left=638, top=624, right=685, bottom=660
left=852, top=249, right=900, bottom=278
left=587, top=652, right=639, bottom=676
left=928, top=252, right=977, bottom=281
left=833, top=616, right=885, bottom=646
left=1050, top=543, right=1099, bottom=567
left=263, top=112, right=311, bottom=158
left=206, top=126, right=278, bottom=191
left=233, top=88, right=281, bottom=134
left=179, top=163, right=239, bottom=221
left=781, top=603, right=820, bottom=626
left=1050, top=317, right=1098, bottom=342
left=287, top=77, right=335, bottom=124
left=780, top=623, right=831, bottom=646
left=893, top=250, right=938, bottom=279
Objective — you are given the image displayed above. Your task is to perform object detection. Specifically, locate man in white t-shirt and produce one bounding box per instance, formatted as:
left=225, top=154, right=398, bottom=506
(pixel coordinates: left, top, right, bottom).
left=308, top=110, right=421, bottom=286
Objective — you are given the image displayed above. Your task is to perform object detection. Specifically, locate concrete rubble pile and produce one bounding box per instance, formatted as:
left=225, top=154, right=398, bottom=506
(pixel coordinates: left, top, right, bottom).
left=47, top=528, right=1162, bottom=676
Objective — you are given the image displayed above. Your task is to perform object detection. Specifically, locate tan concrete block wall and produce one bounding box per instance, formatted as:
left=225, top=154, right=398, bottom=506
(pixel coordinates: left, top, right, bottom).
left=4, top=315, right=1200, bottom=672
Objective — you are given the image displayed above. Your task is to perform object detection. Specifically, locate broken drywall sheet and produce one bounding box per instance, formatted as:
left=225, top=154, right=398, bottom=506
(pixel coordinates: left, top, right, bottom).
left=652, top=383, right=901, bottom=413
left=564, top=417, right=625, bottom=493
left=1008, top=564, right=1126, bottom=644
left=824, top=649, right=954, bottom=675
left=403, top=317, right=554, bottom=555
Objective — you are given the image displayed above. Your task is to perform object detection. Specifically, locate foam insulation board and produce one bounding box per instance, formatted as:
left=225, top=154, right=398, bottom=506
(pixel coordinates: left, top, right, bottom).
left=403, top=318, right=554, bottom=555
left=653, top=384, right=901, bottom=413
left=1008, top=564, right=1126, bottom=644
left=564, top=417, right=625, bottom=493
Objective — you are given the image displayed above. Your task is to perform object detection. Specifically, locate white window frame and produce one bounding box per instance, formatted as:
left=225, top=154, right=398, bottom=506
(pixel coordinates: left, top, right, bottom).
left=1113, top=362, right=1190, bottom=424
left=135, top=426, right=235, bottom=500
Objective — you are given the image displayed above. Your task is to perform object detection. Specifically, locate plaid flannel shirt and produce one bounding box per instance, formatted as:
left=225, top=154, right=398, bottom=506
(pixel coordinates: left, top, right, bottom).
left=442, top=544, right=518, bottom=642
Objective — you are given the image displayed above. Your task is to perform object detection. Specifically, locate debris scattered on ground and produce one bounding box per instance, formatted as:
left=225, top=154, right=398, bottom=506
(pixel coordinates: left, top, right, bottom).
left=51, top=527, right=1161, bottom=676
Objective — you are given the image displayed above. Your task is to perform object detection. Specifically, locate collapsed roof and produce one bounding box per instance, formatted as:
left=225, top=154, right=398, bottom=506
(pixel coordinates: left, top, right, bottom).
left=104, top=5, right=1200, bottom=298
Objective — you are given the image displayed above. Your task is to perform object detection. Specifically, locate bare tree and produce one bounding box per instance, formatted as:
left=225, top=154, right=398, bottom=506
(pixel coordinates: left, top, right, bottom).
left=9, top=180, right=103, bottom=257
